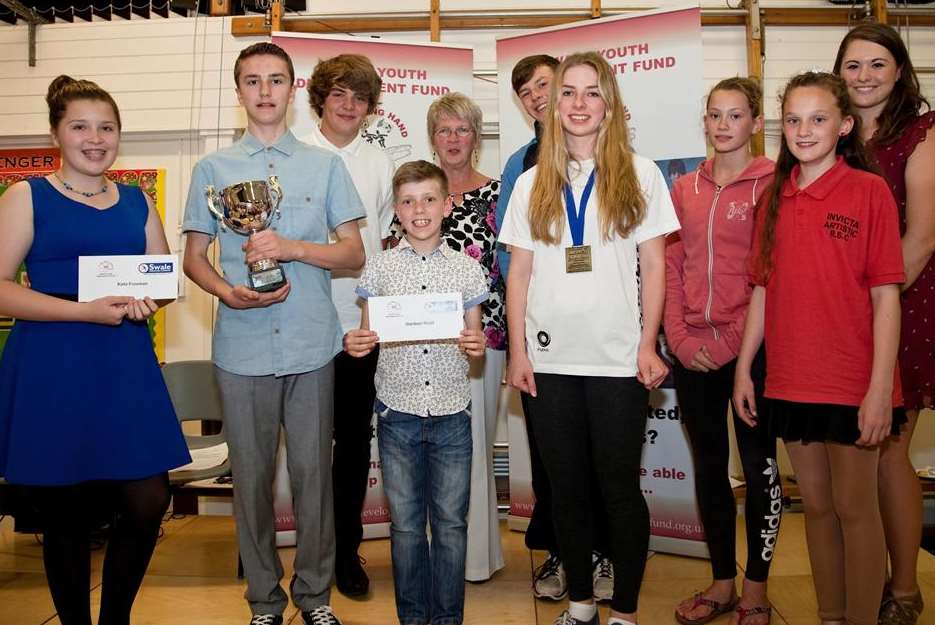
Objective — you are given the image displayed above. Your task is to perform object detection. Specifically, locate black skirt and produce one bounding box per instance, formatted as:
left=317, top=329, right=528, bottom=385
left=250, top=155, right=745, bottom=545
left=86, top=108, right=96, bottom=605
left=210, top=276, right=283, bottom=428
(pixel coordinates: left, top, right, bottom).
left=766, top=398, right=908, bottom=444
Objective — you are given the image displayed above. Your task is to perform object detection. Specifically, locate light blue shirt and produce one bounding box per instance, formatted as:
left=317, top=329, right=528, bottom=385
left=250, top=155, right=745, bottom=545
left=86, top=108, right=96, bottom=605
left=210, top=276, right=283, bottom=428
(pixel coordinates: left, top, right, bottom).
left=496, top=136, right=537, bottom=280
left=182, top=130, right=365, bottom=377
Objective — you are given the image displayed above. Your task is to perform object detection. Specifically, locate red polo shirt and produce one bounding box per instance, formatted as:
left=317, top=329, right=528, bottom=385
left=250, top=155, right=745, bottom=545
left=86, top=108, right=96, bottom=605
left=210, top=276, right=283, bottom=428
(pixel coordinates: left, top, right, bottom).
left=750, top=157, right=905, bottom=407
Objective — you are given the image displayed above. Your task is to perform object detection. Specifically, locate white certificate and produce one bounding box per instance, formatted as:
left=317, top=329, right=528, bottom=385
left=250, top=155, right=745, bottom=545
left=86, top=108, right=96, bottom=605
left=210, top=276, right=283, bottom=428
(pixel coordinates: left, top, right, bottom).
left=368, top=292, right=463, bottom=343
left=78, top=254, right=179, bottom=302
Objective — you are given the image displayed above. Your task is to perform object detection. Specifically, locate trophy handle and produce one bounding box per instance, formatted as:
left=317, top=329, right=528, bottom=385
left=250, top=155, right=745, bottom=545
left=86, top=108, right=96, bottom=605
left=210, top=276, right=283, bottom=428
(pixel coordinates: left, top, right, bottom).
left=268, top=175, right=283, bottom=220
left=205, top=185, right=227, bottom=229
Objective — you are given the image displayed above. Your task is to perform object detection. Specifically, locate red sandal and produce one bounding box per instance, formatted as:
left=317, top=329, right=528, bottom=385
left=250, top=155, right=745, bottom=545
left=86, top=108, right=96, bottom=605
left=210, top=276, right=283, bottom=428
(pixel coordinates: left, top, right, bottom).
left=735, top=604, right=771, bottom=625
left=674, top=592, right=740, bottom=625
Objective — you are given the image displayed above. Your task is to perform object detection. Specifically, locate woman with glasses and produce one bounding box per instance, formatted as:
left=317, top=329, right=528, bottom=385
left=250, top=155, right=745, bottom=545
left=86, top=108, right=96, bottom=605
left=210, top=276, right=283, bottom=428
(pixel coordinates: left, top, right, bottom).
left=389, top=92, right=506, bottom=582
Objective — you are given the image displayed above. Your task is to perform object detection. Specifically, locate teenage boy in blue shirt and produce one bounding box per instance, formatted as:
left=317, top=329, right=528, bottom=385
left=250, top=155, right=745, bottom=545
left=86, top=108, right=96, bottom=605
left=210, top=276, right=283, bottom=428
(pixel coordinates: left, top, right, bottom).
left=182, top=42, right=365, bottom=625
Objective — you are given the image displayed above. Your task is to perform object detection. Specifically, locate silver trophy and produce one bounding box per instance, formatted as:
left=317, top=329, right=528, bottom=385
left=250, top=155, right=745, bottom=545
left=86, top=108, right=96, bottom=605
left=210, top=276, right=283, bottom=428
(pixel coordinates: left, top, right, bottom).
left=205, top=176, right=286, bottom=292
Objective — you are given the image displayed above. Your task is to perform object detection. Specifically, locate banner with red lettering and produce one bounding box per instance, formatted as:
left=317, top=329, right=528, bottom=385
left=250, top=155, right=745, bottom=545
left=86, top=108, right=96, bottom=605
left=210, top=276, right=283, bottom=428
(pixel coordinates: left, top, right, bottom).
left=269, top=33, right=473, bottom=544
left=497, top=7, right=709, bottom=557
left=497, top=6, right=705, bottom=163
left=274, top=32, right=474, bottom=166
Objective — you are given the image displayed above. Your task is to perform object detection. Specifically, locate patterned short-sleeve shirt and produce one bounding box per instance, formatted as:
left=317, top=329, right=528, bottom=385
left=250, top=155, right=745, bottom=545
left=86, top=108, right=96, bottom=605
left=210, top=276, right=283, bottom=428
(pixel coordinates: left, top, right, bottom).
left=389, top=179, right=506, bottom=350
left=357, top=239, right=488, bottom=416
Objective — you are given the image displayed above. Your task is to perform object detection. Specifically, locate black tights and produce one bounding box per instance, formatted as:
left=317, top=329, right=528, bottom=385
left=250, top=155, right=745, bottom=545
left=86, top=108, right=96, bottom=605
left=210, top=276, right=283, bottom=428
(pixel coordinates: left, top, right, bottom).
left=21, top=473, right=171, bottom=625
left=527, top=374, right=649, bottom=614
left=521, top=391, right=609, bottom=556
left=673, top=349, right=779, bottom=583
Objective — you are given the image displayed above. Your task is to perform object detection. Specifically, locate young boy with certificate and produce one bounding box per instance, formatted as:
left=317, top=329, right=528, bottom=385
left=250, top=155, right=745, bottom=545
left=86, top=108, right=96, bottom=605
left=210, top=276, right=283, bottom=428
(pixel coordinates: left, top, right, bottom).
left=343, top=160, right=487, bottom=625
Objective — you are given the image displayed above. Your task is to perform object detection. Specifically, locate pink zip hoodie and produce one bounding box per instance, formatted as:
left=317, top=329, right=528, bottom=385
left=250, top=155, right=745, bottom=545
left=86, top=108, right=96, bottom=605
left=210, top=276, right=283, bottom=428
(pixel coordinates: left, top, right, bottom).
left=664, top=156, right=774, bottom=368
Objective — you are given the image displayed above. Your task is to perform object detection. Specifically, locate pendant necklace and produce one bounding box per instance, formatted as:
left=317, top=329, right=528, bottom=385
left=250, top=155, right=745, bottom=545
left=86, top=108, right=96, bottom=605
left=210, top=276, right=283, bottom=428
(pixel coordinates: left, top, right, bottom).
left=54, top=172, right=108, bottom=198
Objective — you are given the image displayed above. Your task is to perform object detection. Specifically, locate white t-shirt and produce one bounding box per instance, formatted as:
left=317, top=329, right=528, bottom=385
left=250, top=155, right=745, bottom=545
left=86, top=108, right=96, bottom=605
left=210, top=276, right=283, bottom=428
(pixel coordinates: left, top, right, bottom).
left=302, top=125, right=396, bottom=333
left=499, top=155, right=679, bottom=377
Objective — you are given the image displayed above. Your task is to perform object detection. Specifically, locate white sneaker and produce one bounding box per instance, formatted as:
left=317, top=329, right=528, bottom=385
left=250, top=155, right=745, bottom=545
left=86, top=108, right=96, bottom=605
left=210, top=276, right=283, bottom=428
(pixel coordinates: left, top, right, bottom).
left=533, top=553, right=567, bottom=600
left=592, top=553, right=614, bottom=602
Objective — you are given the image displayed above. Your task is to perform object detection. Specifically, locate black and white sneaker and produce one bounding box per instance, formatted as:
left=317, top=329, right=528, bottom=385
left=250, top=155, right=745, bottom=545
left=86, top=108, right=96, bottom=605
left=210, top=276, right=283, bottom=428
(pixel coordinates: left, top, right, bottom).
left=533, top=553, right=567, bottom=600
left=592, top=552, right=614, bottom=602
left=249, top=615, right=283, bottom=625
left=302, top=605, right=343, bottom=625
left=553, top=609, right=599, bottom=625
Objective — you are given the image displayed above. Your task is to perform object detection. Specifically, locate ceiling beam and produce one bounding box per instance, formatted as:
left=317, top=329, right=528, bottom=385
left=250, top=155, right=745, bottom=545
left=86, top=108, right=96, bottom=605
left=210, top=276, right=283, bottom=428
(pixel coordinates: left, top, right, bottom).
left=230, top=5, right=935, bottom=37
left=0, top=0, right=48, bottom=67
left=0, top=0, right=47, bottom=23
left=232, top=8, right=750, bottom=37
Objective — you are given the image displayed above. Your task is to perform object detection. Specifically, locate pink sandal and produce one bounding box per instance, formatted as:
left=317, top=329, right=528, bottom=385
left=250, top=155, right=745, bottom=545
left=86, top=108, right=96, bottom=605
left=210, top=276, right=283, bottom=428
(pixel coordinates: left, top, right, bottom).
left=674, top=592, right=740, bottom=625
left=735, top=604, right=771, bottom=625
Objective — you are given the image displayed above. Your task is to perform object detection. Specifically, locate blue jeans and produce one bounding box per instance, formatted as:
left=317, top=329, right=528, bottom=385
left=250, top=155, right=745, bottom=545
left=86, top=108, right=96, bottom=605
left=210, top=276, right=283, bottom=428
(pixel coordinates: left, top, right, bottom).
left=376, top=399, right=472, bottom=625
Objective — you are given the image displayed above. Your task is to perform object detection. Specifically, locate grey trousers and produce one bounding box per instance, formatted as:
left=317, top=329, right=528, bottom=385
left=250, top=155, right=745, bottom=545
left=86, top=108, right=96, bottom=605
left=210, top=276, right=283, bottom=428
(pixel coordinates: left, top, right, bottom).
left=215, top=364, right=335, bottom=615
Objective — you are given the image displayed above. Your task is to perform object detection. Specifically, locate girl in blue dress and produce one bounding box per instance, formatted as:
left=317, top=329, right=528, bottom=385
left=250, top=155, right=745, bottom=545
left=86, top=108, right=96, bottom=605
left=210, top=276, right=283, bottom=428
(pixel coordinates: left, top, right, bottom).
left=0, top=75, right=190, bottom=625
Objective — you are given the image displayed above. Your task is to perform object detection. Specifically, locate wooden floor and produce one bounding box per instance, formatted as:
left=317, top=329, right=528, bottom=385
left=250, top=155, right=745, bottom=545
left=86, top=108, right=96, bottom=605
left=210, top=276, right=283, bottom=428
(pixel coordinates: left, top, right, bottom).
left=3, top=511, right=935, bottom=625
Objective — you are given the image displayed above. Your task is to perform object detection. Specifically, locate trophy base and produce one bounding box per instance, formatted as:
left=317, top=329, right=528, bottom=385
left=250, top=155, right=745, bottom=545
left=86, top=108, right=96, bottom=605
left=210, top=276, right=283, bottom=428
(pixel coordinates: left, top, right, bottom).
left=249, top=266, right=287, bottom=292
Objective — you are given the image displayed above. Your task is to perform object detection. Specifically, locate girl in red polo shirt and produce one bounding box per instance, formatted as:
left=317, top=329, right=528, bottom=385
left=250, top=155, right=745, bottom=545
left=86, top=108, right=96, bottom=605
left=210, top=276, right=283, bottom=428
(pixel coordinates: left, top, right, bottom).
left=733, top=71, right=905, bottom=625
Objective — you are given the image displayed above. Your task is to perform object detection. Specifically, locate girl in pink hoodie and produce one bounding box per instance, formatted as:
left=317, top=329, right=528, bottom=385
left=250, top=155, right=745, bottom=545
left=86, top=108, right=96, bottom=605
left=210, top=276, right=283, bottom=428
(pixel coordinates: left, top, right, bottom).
left=665, top=78, right=777, bottom=625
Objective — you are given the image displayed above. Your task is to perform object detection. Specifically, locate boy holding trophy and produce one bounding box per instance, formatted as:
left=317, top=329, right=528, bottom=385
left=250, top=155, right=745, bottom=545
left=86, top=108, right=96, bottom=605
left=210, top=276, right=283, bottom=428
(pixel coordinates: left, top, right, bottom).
left=182, top=42, right=364, bottom=625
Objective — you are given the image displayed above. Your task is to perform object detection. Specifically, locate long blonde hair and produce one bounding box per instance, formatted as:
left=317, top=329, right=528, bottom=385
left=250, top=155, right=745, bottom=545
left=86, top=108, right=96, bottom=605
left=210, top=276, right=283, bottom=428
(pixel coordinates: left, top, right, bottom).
left=528, top=51, right=645, bottom=244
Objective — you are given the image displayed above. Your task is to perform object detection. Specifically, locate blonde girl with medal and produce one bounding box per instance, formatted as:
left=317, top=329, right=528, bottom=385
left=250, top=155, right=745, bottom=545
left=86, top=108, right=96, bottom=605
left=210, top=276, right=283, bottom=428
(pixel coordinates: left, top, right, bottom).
left=499, top=51, right=679, bottom=625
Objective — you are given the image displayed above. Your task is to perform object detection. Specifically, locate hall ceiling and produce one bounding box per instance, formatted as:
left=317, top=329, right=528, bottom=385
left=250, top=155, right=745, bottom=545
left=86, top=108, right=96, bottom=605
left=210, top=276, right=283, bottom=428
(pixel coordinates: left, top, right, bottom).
left=0, top=0, right=274, bottom=24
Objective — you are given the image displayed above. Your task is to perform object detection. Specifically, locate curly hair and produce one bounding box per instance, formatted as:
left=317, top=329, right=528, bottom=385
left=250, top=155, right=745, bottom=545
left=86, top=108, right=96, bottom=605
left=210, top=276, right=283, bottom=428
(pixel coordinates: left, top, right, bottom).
left=307, top=54, right=382, bottom=118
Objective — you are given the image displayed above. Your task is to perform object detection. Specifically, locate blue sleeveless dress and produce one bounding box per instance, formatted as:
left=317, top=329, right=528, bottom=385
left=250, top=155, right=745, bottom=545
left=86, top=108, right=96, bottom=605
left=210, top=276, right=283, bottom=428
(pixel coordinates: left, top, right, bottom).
left=0, top=178, right=191, bottom=486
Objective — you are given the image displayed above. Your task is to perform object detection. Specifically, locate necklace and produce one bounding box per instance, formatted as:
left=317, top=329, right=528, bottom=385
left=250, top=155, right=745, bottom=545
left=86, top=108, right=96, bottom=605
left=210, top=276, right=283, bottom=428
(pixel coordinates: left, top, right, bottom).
left=54, top=172, right=108, bottom=198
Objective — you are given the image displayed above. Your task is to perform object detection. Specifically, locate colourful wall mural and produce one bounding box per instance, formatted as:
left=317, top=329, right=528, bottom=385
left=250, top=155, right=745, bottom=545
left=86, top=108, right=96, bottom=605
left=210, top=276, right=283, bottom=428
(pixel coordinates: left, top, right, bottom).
left=0, top=148, right=168, bottom=362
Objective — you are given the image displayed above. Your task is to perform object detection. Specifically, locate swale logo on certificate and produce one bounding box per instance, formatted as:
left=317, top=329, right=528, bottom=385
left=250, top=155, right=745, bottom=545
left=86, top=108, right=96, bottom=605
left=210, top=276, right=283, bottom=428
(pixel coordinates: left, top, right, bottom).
left=79, top=254, right=179, bottom=303
left=96, top=261, right=116, bottom=278
left=138, top=262, right=174, bottom=274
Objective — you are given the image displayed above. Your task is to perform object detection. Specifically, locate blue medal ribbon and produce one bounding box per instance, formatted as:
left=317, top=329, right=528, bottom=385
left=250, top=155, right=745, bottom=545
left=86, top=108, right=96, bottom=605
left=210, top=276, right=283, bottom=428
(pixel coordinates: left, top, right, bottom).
left=563, top=169, right=596, bottom=246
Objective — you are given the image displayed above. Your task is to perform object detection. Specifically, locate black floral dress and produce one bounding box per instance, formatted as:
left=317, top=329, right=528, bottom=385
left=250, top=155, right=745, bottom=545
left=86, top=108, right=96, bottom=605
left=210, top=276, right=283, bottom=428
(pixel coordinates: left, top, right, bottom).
left=390, top=179, right=506, bottom=350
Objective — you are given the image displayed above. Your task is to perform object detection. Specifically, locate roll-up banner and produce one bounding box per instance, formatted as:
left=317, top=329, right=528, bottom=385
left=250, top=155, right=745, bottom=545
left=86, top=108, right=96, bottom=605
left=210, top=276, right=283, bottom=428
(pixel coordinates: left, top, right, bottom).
left=270, top=33, right=474, bottom=544
left=275, top=32, right=474, bottom=165
left=496, top=6, right=709, bottom=557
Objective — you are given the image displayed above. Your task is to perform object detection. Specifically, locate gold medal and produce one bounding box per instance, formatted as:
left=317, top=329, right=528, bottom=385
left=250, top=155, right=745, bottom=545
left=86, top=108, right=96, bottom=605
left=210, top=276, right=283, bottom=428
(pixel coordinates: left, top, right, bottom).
left=565, top=245, right=592, bottom=273
left=564, top=170, right=596, bottom=273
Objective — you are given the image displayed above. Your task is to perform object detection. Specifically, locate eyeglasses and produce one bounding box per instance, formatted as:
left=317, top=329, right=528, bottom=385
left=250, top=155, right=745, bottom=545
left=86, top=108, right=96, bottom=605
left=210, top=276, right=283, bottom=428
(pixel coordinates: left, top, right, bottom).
left=434, top=127, right=474, bottom=138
